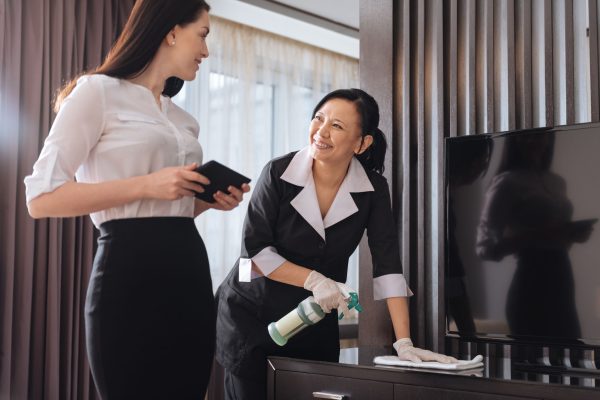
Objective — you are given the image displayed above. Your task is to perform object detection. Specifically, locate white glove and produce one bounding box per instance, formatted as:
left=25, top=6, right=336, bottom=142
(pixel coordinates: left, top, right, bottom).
left=393, top=338, right=458, bottom=364
left=303, top=271, right=347, bottom=313
left=335, top=282, right=358, bottom=320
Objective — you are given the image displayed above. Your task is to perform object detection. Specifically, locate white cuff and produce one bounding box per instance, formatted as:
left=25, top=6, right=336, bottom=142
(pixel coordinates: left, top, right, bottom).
left=24, top=151, right=69, bottom=204
left=373, top=273, right=413, bottom=300
left=238, top=246, right=287, bottom=282
left=25, top=177, right=69, bottom=204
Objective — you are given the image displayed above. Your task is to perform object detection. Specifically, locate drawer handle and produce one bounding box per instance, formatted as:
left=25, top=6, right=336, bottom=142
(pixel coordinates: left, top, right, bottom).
left=312, top=392, right=347, bottom=400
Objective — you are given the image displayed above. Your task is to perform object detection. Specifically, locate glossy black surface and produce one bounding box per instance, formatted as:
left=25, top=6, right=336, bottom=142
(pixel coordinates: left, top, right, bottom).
left=445, top=123, right=600, bottom=345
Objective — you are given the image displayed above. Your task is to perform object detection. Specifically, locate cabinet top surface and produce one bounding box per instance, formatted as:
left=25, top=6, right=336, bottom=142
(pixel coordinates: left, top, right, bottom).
left=269, top=345, right=600, bottom=393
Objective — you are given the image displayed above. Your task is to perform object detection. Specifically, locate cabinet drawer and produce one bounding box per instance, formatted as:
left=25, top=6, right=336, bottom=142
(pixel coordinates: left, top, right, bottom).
left=393, top=384, right=442, bottom=400
left=439, top=390, right=535, bottom=400
left=275, top=370, right=393, bottom=400
left=393, top=384, right=539, bottom=400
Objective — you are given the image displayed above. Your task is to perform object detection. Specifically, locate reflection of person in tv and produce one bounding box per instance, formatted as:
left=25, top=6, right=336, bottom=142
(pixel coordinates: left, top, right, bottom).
left=447, top=138, right=493, bottom=335
left=476, top=132, right=594, bottom=340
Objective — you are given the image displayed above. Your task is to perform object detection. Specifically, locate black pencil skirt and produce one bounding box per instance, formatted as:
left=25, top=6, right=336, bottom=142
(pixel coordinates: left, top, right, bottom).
left=85, top=217, right=215, bottom=400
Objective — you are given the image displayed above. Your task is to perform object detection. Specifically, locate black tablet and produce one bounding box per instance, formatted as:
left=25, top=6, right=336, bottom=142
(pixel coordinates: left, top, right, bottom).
left=194, top=160, right=251, bottom=203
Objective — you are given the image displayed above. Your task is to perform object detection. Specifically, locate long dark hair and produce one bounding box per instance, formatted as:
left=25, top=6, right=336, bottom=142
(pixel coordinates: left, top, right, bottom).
left=55, top=0, right=211, bottom=111
left=311, top=88, right=387, bottom=173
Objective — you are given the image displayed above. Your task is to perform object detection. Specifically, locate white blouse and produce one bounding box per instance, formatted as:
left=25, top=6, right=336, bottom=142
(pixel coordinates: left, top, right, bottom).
left=24, top=74, right=203, bottom=228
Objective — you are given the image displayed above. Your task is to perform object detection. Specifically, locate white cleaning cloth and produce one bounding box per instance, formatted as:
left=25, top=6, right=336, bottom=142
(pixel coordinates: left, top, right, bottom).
left=373, top=354, right=484, bottom=370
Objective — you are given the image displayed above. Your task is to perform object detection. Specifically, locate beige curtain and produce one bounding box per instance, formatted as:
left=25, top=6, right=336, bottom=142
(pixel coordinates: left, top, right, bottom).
left=0, top=1, right=134, bottom=399
left=175, top=17, right=359, bottom=290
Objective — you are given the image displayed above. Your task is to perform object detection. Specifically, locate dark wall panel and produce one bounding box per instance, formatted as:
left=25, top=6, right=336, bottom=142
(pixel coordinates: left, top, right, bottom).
left=359, top=0, right=600, bottom=351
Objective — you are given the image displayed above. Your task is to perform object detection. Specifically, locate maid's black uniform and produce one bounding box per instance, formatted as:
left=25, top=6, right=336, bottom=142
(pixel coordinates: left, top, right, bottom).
left=216, top=147, right=412, bottom=399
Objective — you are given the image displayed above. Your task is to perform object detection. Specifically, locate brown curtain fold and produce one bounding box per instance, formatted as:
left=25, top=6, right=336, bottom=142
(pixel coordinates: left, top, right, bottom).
left=0, top=1, right=134, bottom=399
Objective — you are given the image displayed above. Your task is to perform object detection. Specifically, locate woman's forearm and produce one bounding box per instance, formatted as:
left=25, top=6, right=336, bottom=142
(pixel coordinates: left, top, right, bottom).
left=194, top=199, right=211, bottom=216
left=27, top=177, right=147, bottom=218
left=387, top=296, right=411, bottom=340
left=266, top=261, right=313, bottom=287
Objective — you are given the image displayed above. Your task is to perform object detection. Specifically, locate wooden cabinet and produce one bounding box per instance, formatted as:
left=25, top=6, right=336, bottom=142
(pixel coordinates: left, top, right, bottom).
left=270, top=370, right=534, bottom=400
left=275, top=371, right=392, bottom=400
left=267, top=355, right=599, bottom=400
left=393, top=384, right=534, bottom=400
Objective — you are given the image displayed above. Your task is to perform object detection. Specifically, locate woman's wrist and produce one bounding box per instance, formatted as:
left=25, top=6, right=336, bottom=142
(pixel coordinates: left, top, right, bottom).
left=194, top=199, right=212, bottom=216
left=393, top=337, right=413, bottom=350
left=130, top=174, right=150, bottom=201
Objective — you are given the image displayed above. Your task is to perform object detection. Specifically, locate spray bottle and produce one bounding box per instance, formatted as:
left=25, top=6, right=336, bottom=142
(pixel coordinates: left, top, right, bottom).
left=268, top=291, right=362, bottom=346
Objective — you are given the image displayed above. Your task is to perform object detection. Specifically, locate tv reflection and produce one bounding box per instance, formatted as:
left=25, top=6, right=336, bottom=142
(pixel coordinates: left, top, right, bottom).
left=446, top=138, right=493, bottom=335
left=476, top=132, right=595, bottom=340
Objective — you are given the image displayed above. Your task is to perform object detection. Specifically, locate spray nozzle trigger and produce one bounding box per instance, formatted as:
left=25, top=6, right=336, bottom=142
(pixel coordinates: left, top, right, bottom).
left=338, top=292, right=363, bottom=320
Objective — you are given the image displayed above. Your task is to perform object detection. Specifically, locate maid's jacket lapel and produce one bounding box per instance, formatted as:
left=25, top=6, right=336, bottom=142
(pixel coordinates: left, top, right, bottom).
left=324, top=155, right=374, bottom=228
left=281, top=146, right=375, bottom=241
left=281, top=147, right=325, bottom=239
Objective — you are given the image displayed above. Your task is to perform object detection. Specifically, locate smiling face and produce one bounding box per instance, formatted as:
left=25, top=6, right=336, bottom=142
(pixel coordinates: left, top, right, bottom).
left=168, top=10, right=210, bottom=81
left=309, top=98, right=372, bottom=166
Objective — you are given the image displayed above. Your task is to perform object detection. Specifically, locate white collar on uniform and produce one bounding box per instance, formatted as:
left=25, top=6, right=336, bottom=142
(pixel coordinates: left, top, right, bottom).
left=280, top=146, right=374, bottom=240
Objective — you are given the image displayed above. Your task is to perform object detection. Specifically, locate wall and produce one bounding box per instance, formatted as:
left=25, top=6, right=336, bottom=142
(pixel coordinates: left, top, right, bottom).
left=359, top=0, right=600, bottom=352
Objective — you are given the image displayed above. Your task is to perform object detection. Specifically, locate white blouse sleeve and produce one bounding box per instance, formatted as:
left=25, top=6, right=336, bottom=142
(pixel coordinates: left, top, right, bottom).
left=24, top=76, right=105, bottom=203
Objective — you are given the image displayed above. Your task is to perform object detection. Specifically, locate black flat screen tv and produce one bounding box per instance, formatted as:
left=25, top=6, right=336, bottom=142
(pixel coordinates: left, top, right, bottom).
left=445, top=123, right=600, bottom=346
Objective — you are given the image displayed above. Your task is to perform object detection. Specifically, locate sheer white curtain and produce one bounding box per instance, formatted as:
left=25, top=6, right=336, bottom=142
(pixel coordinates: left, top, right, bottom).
left=174, top=17, right=359, bottom=291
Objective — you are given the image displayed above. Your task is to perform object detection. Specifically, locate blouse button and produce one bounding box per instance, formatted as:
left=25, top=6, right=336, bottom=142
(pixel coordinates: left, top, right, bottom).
left=318, top=243, right=325, bottom=250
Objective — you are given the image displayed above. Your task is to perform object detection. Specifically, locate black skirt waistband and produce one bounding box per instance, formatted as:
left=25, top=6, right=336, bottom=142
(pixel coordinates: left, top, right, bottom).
left=99, top=217, right=196, bottom=238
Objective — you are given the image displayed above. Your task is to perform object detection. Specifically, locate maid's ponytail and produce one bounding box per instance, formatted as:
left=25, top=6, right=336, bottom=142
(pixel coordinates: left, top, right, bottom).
left=355, top=127, right=387, bottom=174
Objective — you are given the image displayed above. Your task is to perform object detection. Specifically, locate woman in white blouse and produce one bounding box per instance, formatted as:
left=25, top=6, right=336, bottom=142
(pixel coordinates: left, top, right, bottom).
left=24, top=1, right=248, bottom=398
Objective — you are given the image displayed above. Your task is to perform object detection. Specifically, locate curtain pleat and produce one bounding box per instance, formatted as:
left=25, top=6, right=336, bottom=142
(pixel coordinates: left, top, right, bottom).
left=0, top=1, right=134, bottom=399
